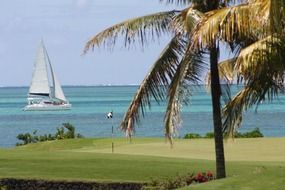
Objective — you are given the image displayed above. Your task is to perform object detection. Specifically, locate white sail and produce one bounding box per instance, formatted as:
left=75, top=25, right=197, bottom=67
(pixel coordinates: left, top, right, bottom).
left=48, top=60, right=67, bottom=102
left=41, top=42, right=67, bottom=102
left=28, top=41, right=50, bottom=96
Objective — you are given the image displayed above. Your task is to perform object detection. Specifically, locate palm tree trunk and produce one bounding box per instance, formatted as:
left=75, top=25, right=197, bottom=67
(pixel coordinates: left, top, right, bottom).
left=210, top=45, right=226, bottom=179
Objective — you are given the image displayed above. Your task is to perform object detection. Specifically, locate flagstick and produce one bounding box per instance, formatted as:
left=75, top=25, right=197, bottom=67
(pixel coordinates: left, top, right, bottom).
left=111, top=113, right=114, bottom=153
left=107, top=111, right=114, bottom=153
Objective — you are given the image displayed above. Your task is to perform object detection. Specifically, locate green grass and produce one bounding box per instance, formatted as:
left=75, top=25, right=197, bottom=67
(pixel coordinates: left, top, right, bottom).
left=71, top=137, right=285, bottom=162
left=181, top=164, right=285, bottom=190
left=0, top=137, right=284, bottom=189
left=0, top=138, right=215, bottom=182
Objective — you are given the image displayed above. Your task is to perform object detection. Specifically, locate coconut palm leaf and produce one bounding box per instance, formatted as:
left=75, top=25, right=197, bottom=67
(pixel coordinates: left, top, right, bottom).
left=84, top=10, right=179, bottom=53
left=160, top=0, right=192, bottom=5
left=223, top=78, right=283, bottom=137
left=204, top=58, right=236, bottom=106
left=164, top=45, right=206, bottom=143
left=269, top=0, right=285, bottom=34
left=120, top=35, right=188, bottom=137
left=192, top=1, right=269, bottom=49
left=223, top=35, right=285, bottom=137
left=171, top=6, right=204, bottom=34
left=234, top=36, right=273, bottom=79
left=119, top=6, right=203, bottom=138
left=192, top=0, right=285, bottom=47
left=205, top=58, right=236, bottom=86
left=233, top=35, right=285, bottom=85
left=160, top=0, right=241, bottom=10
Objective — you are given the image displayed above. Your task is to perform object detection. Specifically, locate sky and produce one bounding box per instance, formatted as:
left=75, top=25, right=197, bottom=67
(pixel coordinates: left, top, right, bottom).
left=0, top=0, right=229, bottom=87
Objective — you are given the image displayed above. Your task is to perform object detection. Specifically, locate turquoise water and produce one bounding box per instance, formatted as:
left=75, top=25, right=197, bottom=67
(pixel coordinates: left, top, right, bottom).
left=0, top=85, right=285, bottom=147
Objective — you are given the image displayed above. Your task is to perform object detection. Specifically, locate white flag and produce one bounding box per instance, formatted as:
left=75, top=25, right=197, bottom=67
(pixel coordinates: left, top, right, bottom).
left=107, top=111, right=113, bottom=119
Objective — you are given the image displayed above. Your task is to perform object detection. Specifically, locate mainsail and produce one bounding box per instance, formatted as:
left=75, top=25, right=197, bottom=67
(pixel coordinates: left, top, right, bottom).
left=28, top=41, right=50, bottom=97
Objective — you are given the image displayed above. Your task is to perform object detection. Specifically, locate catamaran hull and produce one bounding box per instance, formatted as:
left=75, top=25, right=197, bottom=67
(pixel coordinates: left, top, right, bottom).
left=23, top=104, right=72, bottom=111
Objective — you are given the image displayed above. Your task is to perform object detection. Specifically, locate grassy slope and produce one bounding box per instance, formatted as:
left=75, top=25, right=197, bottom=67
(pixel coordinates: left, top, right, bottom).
left=0, top=138, right=215, bottom=182
left=181, top=163, right=285, bottom=190
left=0, top=137, right=284, bottom=189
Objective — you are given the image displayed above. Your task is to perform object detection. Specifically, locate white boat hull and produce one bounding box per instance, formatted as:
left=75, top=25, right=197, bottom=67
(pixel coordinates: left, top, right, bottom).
left=23, top=103, right=72, bottom=111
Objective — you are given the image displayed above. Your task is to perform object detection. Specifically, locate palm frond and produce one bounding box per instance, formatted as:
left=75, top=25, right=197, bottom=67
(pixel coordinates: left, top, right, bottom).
left=205, top=58, right=236, bottom=105
left=84, top=10, right=179, bottom=53
left=171, top=6, right=204, bottom=35
left=165, top=45, right=206, bottom=144
left=269, top=0, right=285, bottom=34
left=234, top=36, right=270, bottom=79
left=120, top=35, right=187, bottom=137
left=159, top=0, right=192, bottom=6
left=192, top=1, right=269, bottom=49
left=223, top=35, right=285, bottom=137
left=205, top=58, right=237, bottom=87
left=223, top=78, right=282, bottom=137
left=160, top=0, right=244, bottom=11
left=234, top=36, right=284, bottom=81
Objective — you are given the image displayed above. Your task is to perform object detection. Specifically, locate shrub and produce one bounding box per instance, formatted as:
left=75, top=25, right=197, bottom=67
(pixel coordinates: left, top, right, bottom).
left=142, top=172, right=215, bottom=190
left=194, top=171, right=214, bottom=183
left=244, top=128, right=263, bottom=138
left=234, top=128, right=264, bottom=138
left=142, top=173, right=194, bottom=190
left=183, top=128, right=264, bottom=139
left=16, top=123, right=83, bottom=146
left=16, top=130, right=38, bottom=145
left=184, top=133, right=201, bottom=139
left=63, top=123, right=75, bottom=138
left=55, top=127, right=65, bottom=140
left=204, top=132, right=214, bottom=138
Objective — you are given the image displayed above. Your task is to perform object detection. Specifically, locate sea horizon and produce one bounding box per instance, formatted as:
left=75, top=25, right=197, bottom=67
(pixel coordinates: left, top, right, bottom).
left=0, top=83, right=246, bottom=88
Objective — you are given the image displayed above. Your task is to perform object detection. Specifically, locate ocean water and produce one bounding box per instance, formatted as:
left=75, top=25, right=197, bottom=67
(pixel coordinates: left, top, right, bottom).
left=0, top=85, right=285, bottom=147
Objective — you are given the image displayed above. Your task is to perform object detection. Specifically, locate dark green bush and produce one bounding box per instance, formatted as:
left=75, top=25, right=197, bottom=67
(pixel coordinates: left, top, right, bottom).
left=16, top=130, right=38, bottom=145
left=16, top=123, right=83, bottom=146
left=204, top=132, right=214, bottom=138
left=183, top=128, right=264, bottom=139
left=184, top=133, right=201, bottom=139
left=234, top=128, right=263, bottom=138
left=63, top=122, right=75, bottom=139
left=142, top=173, right=195, bottom=190
left=142, top=171, right=215, bottom=190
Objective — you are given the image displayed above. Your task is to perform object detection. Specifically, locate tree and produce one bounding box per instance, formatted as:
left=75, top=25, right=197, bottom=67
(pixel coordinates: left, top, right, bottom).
left=84, top=0, right=249, bottom=179
left=191, top=0, right=285, bottom=137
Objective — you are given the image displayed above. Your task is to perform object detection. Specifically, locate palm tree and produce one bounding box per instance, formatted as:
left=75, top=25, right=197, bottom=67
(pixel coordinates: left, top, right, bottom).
left=222, top=0, right=285, bottom=137
left=190, top=0, right=285, bottom=137
left=84, top=0, right=254, bottom=179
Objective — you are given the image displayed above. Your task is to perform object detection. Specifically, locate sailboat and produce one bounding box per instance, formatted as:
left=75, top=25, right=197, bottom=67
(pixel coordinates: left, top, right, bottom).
left=23, top=41, right=71, bottom=111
